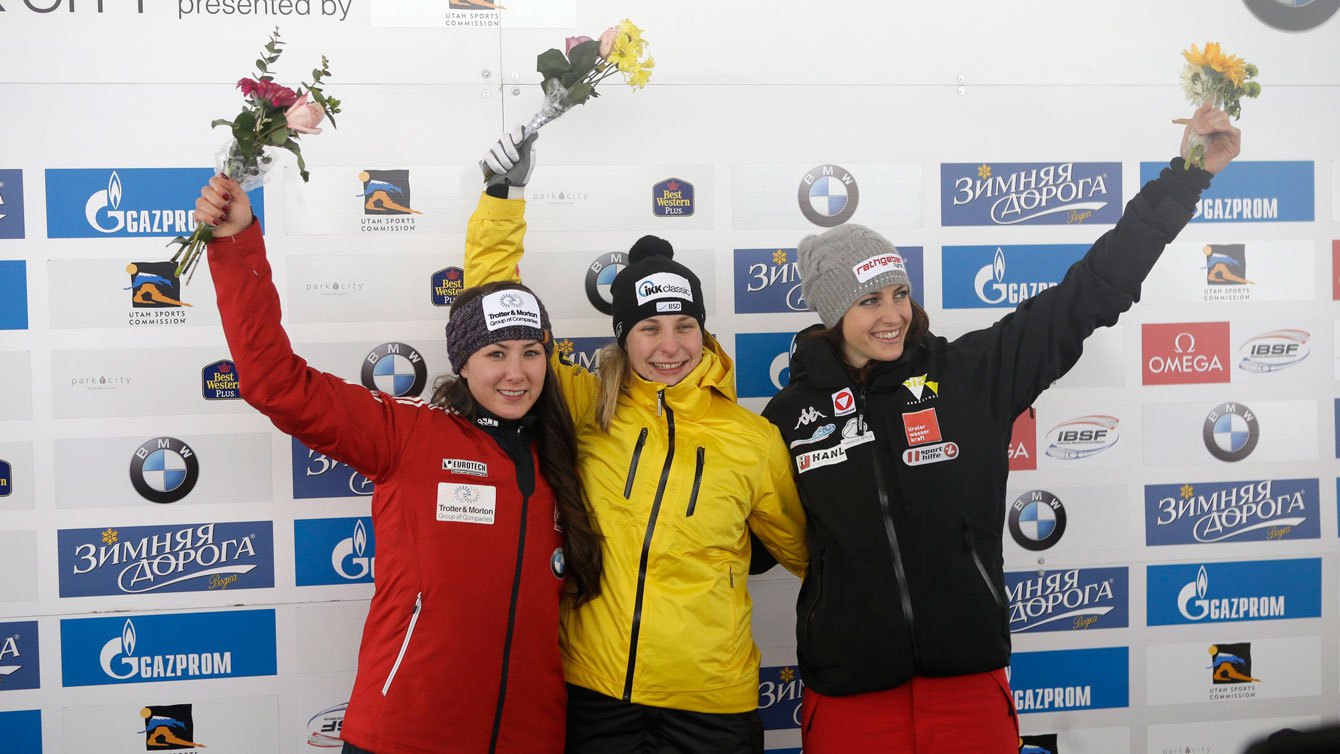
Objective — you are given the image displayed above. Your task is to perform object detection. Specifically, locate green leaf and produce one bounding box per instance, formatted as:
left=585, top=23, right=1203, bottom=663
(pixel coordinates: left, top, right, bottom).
left=210, top=119, right=235, bottom=130
left=234, top=110, right=257, bottom=133
left=256, top=59, right=268, bottom=72
left=282, top=138, right=310, bottom=182
left=536, top=48, right=571, bottom=80
left=268, top=124, right=291, bottom=146
left=567, top=40, right=599, bottom=77
left=566, top=82, right=594, bottom=106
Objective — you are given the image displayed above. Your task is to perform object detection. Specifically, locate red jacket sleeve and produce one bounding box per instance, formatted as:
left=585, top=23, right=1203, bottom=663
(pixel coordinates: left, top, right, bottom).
left=207, top=219, right=421, bottom=482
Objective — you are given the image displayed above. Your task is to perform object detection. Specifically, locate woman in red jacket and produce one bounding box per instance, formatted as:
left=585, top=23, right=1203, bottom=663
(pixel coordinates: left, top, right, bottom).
left=194, top=175, right=601, bottom=754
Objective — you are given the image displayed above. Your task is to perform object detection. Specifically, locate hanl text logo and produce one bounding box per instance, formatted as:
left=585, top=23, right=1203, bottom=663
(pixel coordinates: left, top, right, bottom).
left=1145, top=478, right=1319, bottom=545
left=941, top=162, right=1120, bottom=226
left=58, top=522, right=275, bottom=597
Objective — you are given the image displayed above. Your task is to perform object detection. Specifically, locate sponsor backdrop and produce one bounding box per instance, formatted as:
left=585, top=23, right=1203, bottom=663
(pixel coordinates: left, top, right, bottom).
left=0, top=2, right=1336, bottom=752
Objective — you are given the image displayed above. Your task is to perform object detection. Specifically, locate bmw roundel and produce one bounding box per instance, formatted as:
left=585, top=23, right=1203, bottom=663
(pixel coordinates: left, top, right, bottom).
left=130, top=437, right=200, bottom=504
left=1008, top=490, right=1067, bottom=551
left=585, top=252, right=626, bottom=315
left=798, top=165, right=860, bottom=227
left=361, top=343, right=428, bottom=398
left=551, top=547, right=566, bottom=579
left=1202, top=402, right=1259, bottom=462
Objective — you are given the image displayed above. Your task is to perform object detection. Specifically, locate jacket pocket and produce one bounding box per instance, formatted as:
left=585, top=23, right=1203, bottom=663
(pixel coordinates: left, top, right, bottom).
left=623, top=427, right=648, bottom=499
left=381, top=592, right=422, bottom=696
left=685, top=446, right=706, bottom=516
left=801, top=546, right=825, bottom=642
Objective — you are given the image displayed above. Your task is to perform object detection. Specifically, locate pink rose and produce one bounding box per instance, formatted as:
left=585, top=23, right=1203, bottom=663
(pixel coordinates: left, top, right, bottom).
left=284, top=92, right=325, bottom=135
left=565, top=35, right=593, bottom=55
left=597, top=27, right=617, bottom=59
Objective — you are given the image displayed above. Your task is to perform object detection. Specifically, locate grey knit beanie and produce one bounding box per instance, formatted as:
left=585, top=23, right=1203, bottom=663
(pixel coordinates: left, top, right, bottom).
left=446, top=286, right=554, bottom=372
left=797, top=224, right=910, bottom=328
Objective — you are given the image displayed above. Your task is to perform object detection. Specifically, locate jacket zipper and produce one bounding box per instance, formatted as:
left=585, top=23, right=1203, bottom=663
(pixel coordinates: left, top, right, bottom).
left=685, top=446, right=705, bottom=516
left=381, top=592, right=422, bottom=696
left=964, top=522, right=1004, bottom=610
left=623, top=427, right=648, bottom=499
left=861, top=387, right=921, bottom=666
left=803, top=545, right=824, bottom=642
left=622, top=391, right=675, bottom=702
left=486, top=488, right=532, bottom=753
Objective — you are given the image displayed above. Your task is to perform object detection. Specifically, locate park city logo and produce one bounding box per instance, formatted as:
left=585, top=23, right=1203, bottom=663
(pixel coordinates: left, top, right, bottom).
left=1044, top=415, right=1120, bottom=460
left=0, top=169, right=25, bottom=239
left=45, top=169, right=231, bottom=239
left=652, top=178, right=695, bottom=217
left=1207, top=642, right=1259, bottom=699
left=940, top=162, right=1120, bottom=226
left=130, top=437, right=200, bottom=504
left=1202, top=402, right=1259, bottom=462
left=1148, top=558, right=1320, bottom=627
left=1239, top=329, right=1309, bottom=373
left=1201, top=244, right=1255, bottom=302
left=293, top=517, right=376, bottom=586
left=362, top=342, right=427, bottom=397
left=1009, top=490, right=1067, bottom=551
left=138, top=704, right=204, bottom=750
left=1244, top=0, right=1340, bottom=31
left=306, top=703, right=348, bottom=748
left=431, top=266, right=465, bottom=307
left=1144, top=479, right=1319, bottom=546
left=1006, top=567, right=1129, bottom=633
left=201, top=359, right=240, bottom=400
left=57, top=522, right=275, bottom=597
left=798, top=164, right=859, bottom=227
left=585, top=252, right=627, bottom=314
left=0, top=621, right=39, bottom=691
left=733, top=248, right=805, bottom=313
left=358, top=169, right=421, bottom=232
left=1142, top=323, right=1229, bottom=385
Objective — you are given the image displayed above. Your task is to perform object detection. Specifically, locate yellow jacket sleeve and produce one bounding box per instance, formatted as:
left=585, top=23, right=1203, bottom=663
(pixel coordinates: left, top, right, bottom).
left=748, top=424, right=809, bottom=577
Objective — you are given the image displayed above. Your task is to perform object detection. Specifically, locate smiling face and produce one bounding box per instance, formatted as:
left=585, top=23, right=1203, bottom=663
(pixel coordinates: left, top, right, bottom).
left=458, top=339, right=548, bottom=419
left=839, top=285, right=913, bottom=367
left=623, top=315, right=704, bottom=386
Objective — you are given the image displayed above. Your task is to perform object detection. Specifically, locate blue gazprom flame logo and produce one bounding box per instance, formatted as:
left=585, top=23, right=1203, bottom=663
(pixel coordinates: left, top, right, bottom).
left=974, top=248, right=1008, bottom=304
left=99, top=619, right=138, bottom=680
left=84, top=171, right=125, bottom=233
left=333, top=520, right=374, bottom=581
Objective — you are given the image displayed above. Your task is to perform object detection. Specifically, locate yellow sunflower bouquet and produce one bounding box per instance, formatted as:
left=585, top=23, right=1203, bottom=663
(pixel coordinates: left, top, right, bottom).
left=1178, top=42, right=1260, bottom=168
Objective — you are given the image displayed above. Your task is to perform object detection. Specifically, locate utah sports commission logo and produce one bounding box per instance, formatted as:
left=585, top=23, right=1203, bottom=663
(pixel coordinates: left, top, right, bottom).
left=1202, top=402, right=1259, bottom=462
left=361, top=343, right=427, bottom=397
left=585, top=252, right=627, bottom=314
left=1009, top=490, right=1067, bottom=551
left=798, top=165, right=859, bottom=227
left=130, top=437, right=199, bottom=504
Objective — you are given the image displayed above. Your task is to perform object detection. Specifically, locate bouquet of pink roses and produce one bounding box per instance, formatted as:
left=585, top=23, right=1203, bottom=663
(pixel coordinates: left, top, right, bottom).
left=169, top=27, right=341, bottom=281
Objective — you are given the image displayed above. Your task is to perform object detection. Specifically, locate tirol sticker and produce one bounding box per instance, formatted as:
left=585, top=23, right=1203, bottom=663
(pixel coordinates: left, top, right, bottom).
left=634, top=272, right=694, bottom=305
left=442, top=459, right=488, bottom=477
left=851, top=253, right=905, bottom=284
left=902, top=408, right=942, bottom=446
left=902, top=441, right=959, bottom=466
left=435, top=483, right=497, bottom=525
left=481, top=290, right=541, bottom=332
left=831, top=388, right=856, bottom=416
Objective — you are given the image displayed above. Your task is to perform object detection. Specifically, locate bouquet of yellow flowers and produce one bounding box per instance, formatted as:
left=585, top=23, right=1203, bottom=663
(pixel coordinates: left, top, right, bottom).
left=1178, top=42, right=1260, bottom=169
left=482, top=19, right=653, bottom=179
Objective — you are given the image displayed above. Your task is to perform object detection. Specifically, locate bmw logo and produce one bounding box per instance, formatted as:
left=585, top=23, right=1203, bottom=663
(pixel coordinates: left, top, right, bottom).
left=1202, top=402, right=1259, bottom=462
left=585, top=252, right=626, bottom=315
left=551, top=547, right=566, bottom=579
left=1243, top=0, right=1340, bottom=31
left=130, top=437, right=200, bottom=504
left=798, top=164, right=860, bottom=227
left=361, top=342, right=428, bottom=398
left=1008, top=490, right=1067, bottom=551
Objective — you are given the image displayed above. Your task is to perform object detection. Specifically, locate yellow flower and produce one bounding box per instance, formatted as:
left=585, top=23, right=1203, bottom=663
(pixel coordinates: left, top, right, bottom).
left=1221, top=54, right=1247, bottom=86
left=626, top=56, right=654, bottom=89
left=607, top=40, right=640, bottom=72
left=618, top=18, right=644, bottom=44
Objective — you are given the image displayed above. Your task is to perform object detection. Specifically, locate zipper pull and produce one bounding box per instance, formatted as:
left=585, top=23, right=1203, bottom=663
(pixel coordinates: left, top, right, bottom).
left=657, top=389, right=664, bottom=418
left=857, top=387, right=868, bottom=435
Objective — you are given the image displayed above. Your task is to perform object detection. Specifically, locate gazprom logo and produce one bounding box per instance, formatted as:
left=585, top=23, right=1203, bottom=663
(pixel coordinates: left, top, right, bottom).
left=1147, top=558, right=1321, bottom=626
left=294, top=517, right=377, bottom=586
left=942, top=245, right=1087, bottom=309
left=45, top=168, right=265, bottom=239
left=1008, top=647, right=1128, bottom=713
left=1139, top=161, right=1314, bottom=223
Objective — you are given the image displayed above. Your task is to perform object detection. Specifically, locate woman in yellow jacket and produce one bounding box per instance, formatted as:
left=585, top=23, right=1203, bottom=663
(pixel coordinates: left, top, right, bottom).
left=469, top=128, right=808, bottom=753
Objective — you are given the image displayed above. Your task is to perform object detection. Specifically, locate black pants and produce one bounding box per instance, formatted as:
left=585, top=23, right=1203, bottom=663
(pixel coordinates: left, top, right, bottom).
left=565, top=684, right=764, bottom=754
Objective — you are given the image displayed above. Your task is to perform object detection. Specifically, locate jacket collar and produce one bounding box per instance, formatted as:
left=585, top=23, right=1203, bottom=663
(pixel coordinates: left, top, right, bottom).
left=790, top=327, right=926, bottom=392
left=624, top=331, right=736, bottom=421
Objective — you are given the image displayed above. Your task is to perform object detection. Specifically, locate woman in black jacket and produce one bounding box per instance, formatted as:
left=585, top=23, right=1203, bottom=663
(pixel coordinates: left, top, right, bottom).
left=761, top=106, right=1241, bottom=753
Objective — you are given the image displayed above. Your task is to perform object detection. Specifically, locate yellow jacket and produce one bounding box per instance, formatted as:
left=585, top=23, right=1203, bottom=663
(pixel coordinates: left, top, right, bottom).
left=465, top=193, right=808, bottom=713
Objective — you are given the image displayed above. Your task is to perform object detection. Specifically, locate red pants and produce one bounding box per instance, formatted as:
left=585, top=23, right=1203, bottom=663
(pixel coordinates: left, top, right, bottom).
left=802, top=670, right=1018, bottom=754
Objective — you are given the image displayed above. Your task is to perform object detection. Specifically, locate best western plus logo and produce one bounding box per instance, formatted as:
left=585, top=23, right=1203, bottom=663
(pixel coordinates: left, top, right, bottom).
left=1142, top=322, right=1230, bottom=385
left=45, top=169, right=263, bottom=239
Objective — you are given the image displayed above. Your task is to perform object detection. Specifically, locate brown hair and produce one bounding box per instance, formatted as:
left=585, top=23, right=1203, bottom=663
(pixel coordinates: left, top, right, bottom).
left=431, top=282, right=603, bottom=606
left=819, top=298, right=931, bottom=382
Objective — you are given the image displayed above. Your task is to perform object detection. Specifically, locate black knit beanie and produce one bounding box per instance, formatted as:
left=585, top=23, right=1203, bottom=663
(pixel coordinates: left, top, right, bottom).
left=609, top=235, right=706, bottom=347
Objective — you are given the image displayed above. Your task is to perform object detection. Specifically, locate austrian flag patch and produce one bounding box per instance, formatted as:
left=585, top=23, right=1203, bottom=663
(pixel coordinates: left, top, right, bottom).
left=832, top=388, right=856, bottom=416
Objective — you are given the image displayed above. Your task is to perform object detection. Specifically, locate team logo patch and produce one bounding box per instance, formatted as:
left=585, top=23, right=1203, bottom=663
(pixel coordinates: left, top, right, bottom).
left=129, top=437, right=199, bottom=504
left=1202, top=402, right=1259, bottom=462
left=481, top=289, right=542, bottom=331
left=1009, top=490, right=1067, bottom=551
left=551, top=547, right=566, bottom=579
left=790, top=423, right=835, bottom=449
left=652, top=178, right=695, bottom=217
left=831, top=388, right=856, bottom=416
left=901, top=408, right=942, bottom=446
left=634, top=272, right=694, bottom=306
left=436, top=483, right=497, bottom=525
left=798, top=164, right=859, bottom=227
left=851, top=252, right=905, bottom=284
left=442, top=458, right=488, bottom=477
left=901, top=441, right=958, bottom=466
left=139, top=703, right=205, bottom=749
left=585, top=252, right=627, bottom=314
left=431, top=266, right=465, bottom=307
left=200, top=359, right=240, bottom=400
left=901, top=374, right=939, bottom=401
left=361, top=342, right=427, bottom=397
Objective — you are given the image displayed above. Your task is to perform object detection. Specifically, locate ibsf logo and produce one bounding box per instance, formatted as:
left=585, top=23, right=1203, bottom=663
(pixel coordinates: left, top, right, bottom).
left=58, top=522, right=274, bottom=597
left=139, top=704, right=204, bottom=750
left=1005, top=567, right=1128, bottom=633
left=941, top=162, right=1120, bottom=226
left=201, top=359, right=240, bottom=400
left=46, top=168, right=260, bottom=239
left=652, top=178, right=695, bottom=217
left=1044, top=415, right=1119, bottom=460
left=361, top=342, right=427, bottom=397
left=585, top=252, right=626, bottom=314
left=1142, top=323, right=1230, bottom=385
left=798, top=164, right=859, bottom=227
left=306, top=703, right=347, bottom=748
left=1145, top=479, right=1319, bottom=545
left=294, top=517, right=376, bottom=586
left=431, top=266, right=465, bottom=307
left=1239, top=329, right=1309, bottom=373
left=0, top=621, right=39, bottom=691
left=0, top=169, right=25, bottom=239
left=941, top=245, right=1086, bottom=310
left=757, top=666, right=804, bottom=731
left=130, top=437, right=200, bottom=504
left=1008, top=490, right=1066, bottom=551
left=291, top=438, right=374, bottom=500
left=734, top=248, right=805, bottom=313
left=1202, top=402, right=1259, bottom=462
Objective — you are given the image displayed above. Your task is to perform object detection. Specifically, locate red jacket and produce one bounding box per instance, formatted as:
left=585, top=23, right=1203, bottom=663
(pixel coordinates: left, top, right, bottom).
left=209, top=220, right=566, bottom=754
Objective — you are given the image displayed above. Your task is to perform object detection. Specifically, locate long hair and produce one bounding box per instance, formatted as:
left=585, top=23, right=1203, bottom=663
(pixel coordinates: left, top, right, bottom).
left=592, top=342, right=634, bottom=432
left=431, top=282, right=604, bottom=606
left=817, top=297, right=931, bottom=382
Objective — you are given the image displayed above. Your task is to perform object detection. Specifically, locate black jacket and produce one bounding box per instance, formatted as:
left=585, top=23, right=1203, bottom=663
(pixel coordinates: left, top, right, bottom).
left=761, top=159, right=1211, bottom=696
